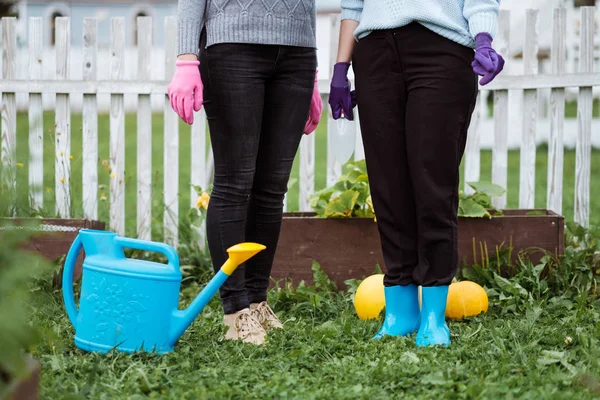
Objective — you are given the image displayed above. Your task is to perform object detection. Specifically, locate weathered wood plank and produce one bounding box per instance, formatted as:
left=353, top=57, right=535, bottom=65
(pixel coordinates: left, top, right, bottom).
left=55, top=17, right=71, bottom=218
left=109, top=18, right=125, bottom=235
left=547, top=8, right=566, bottom=215
left=575, top=7, right=594, bottom=227
left=2, top=72, right=599, bottom=95
left=519, top=9, right=538, bottom=209
left=326, top=13, right=342, bottom=187
left=190, top=110, right=207, bottom=206
left=1, top=18, right=17, bottom=212
left=492, top=91, right=509, bottom=208
left=137, top=16, right=152, bottom=240
left=82, top=17, right=98, bottom=221
left=28, top=17, right=44, bottom=211
left=483, top=73, right=600, bottom=90
left=464, top=90, right=484, bottom=195
left=191, top=109, right=208, bottom=248
left=164, top=16, right=179, bottom=247
left=492, top=10, right=510, bottom=209
left=353, top=107, right=365, bottom=161
left=299, top=133, right=315, bottom=212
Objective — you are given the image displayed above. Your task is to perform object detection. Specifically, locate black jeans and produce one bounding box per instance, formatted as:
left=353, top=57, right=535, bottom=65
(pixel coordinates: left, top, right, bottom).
left=353, top=23, right=478, bottom=287
left=199, top=37, right=316, bottom=314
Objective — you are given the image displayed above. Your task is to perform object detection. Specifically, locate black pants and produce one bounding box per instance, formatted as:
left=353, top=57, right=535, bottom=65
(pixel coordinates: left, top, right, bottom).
left=352, top=23, right=478, bottom=287
left=199, top=36, right=316, bottom=314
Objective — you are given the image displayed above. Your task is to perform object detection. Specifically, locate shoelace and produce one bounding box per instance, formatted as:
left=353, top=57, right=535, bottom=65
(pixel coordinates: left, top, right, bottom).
left=253, top=303, right=280, bottom=326
left=235, top=312, right=263, bottom=338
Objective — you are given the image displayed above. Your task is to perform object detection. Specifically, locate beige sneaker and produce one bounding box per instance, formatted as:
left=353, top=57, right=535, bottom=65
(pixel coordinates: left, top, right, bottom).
left=223, top=308, right=266, bottom=345
left=250, top=301, right=283, bottom=330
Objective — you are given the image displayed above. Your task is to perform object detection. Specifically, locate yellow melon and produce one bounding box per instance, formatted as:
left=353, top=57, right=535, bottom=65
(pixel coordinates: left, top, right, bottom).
left=445, top=281, right=488, bottom=320
left=353, top=274, right=385, bottom=320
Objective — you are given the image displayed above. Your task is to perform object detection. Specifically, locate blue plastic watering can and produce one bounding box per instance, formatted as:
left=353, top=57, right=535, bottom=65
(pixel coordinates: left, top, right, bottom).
left=62, top=229, right=265, bottom=354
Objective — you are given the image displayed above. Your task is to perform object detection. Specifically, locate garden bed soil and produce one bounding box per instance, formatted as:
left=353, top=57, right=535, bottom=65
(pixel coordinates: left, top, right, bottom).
left=272, top=210, right=564, bottom=288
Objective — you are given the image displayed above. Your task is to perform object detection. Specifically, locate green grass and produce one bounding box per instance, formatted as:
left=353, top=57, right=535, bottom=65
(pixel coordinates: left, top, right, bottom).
left=6, top=110, right=600, bottom=230
left=28, top=265, right=600, bottom=399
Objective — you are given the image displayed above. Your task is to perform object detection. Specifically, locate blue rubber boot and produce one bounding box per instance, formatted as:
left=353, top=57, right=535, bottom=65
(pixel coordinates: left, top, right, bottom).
left=373, top=284, right=420, bottom=339
left=416, top=286, right=450, bottom=347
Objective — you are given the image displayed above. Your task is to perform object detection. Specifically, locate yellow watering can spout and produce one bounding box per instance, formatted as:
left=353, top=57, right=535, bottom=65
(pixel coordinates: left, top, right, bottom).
left=223, top=242, right=267, bottom=275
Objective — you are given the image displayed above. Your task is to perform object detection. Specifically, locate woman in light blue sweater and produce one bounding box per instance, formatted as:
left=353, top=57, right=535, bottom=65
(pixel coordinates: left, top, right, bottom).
left=329, top=1, right=504, bottom=347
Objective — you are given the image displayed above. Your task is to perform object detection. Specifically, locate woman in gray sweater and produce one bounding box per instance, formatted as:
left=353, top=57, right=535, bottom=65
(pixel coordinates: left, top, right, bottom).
left=168, top=0, right=322, bottom=345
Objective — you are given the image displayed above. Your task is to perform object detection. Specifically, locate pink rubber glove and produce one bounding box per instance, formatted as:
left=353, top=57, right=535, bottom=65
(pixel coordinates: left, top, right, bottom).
left=304, top=70, right=323, bottom=135
left=167, top=60, right=203, bottom=124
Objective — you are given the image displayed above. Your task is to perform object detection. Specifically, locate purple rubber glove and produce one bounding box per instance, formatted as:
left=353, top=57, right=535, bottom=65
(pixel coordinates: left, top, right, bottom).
left=472, top=33, right=505, bottom=86
left=329, top=62, right=357, bottom=121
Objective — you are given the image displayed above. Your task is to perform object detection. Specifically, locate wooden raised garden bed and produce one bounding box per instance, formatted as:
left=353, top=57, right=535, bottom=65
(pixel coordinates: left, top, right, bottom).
left=272, top=210, right=564, bottom=288
left=1, top=357, right=41, bottom=400
left=0, top=218, right=105, bottom=286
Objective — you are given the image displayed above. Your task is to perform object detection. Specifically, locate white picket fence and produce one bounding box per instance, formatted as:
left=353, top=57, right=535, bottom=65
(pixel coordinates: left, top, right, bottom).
left=0, top=7, right=599, bottom=247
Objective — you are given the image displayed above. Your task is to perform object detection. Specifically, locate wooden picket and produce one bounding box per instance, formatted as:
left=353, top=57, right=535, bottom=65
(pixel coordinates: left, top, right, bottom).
left=299, top=133, right=316, bottom=212
left=163, top=16, right=179, bottom=247
left=326, top=13, right=342, bottom=188
left=82, top=18, right=98, bottom=221
left=190, top=111, right=208, bottom=205
left=28, top=17, right=44, bottom=211
left=547, top=7, right=567, bottom=216
left=1, top=18, right=16, bottom=211
left=464, top=91, right=482, bottom=196
left=491, top=10, right=510, bottom=210
left=136, top=16, right=152, bottom=240
left=0, top=7, right=598, bottom=241
left=109, top=18, right=125, bottom=236
left=575, top=7, right=595, bottom=227
left=55, top=17, right=71, bottom=218
left=519, top=9, right=539, bottom=210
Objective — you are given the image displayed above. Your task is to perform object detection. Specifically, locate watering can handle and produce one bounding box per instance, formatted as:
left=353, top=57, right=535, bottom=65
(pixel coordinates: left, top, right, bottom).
left=62, top=233, right=82, bottom=328
left=114, top=237, right=180, bottom=269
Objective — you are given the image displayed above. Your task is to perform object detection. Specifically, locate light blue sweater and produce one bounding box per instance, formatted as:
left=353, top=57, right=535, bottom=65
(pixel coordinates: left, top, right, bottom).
left=341, top=0, right=500, bottom=48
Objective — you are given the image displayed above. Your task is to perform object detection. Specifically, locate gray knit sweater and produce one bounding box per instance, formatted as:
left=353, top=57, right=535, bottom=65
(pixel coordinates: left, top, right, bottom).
left=177, top=0, right=317, bottom=55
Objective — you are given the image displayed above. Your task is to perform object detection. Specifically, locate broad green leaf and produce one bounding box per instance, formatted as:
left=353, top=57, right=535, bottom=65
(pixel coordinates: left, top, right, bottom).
left=342, top=159, right=367, bottom=175
left=566, top=221, right=587, bottom=238
left=191, top=185, right=204, bottom=196
left=309, top=187, right=335, bottom=209
left=324, top=190, right=359, bottom=217
left=471, top=193, right=492, bottom=209
left=347, top=169, right=363, bottom=183
left=334, top=180, right=350, bottom=192
left=187, top=208, right=200, bottom=223
left=467, top=181, right=506, bottom=197
left=458, top=198, right=490, bottom=218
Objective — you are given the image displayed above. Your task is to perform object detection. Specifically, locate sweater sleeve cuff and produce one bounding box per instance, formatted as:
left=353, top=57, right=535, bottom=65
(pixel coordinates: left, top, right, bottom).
left=468, top=11, right=498, bottom=39
left=341, top=9, right=362, bottom=23
left=178, top=21, right=202, bottom=56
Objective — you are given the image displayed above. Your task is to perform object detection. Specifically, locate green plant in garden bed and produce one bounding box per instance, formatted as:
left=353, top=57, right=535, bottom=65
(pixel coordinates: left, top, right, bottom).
left=459, top=221, right=600, bottom=315
left=0, top=221, right=50, bottom=398
left=310, top=160, right=506, bottom=219
left=458, top=181, right=505, bottom=218
left=309, top=160, right=374, bottom=218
